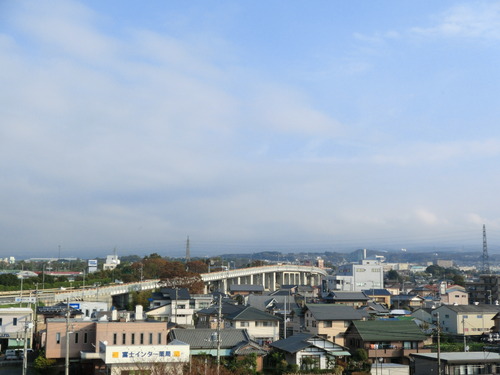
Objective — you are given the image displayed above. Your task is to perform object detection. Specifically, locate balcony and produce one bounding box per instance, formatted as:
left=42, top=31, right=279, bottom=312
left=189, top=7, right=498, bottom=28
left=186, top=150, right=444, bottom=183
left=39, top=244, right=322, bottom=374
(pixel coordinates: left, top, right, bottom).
left=367, top=347, right=431, bottom=359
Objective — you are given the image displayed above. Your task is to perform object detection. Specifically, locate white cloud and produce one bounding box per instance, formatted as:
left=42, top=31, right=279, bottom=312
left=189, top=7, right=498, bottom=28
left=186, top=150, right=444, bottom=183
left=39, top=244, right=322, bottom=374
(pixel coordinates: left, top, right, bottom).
left=369, top=139, right=500, bottom=166
left=415, top=209, right=441, bottom=225
left=411, top=3, right=500, bottom=40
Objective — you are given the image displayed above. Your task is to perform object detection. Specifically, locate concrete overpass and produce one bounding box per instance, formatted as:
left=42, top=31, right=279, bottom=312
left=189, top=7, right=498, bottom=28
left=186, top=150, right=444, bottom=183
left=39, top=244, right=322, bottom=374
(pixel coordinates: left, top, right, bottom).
left=201, top=264, right=328, bottom=293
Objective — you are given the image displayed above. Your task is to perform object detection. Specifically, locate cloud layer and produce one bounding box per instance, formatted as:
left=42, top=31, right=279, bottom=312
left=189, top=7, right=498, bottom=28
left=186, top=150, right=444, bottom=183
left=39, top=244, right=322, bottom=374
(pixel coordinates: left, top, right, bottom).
left=1, top=1, right=500, bottom=257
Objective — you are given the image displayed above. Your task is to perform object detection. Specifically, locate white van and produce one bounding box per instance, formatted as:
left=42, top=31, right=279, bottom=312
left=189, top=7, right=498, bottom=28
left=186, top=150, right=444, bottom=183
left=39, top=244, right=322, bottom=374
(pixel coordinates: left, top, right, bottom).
left=5, top=349, right=18, bottom=360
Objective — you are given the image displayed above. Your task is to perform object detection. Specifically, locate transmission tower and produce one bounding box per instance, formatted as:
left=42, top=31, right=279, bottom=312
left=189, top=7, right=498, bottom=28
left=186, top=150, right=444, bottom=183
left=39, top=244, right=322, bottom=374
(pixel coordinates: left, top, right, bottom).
left=483, top=224, right=490, bottom=274
left=185, top=235, right=191, bottom=263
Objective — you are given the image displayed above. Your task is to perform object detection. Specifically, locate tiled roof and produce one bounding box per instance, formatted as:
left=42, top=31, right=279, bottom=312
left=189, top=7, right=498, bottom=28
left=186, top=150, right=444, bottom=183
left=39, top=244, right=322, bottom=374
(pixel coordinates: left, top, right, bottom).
left=229, top=284, right=264, bottom=292
left=270, top=333, right=314, bottom=353
left=325, top=292, right=369, bottom=301
left=363, top=289, right=392, bottom=296
left=169, top=328, right=250, bottom=349
left=225, top=306, right=281, bottom=321
left=196, top=303, right=245, bottom=316
left=306, top=304, right=364, bottom=321
left=158, top=288, right=190, bottom=300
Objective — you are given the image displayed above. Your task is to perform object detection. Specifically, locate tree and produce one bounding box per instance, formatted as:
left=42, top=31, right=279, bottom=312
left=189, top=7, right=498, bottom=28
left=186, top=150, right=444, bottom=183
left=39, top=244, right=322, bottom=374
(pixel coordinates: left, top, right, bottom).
left=130, top=290, right=153, bottom=310
left=186, top=260, right=208, bottom=274
left=34, top=351, right=56, bottom=373
left=386, top=270, right=402, bottom=282
left=0, top=273, right=19, bottom=287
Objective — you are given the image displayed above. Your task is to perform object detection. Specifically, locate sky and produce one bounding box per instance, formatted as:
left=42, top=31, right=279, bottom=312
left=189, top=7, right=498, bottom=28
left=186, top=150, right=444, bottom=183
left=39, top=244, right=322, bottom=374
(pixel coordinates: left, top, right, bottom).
left=2, top=1, right=500, bottom=258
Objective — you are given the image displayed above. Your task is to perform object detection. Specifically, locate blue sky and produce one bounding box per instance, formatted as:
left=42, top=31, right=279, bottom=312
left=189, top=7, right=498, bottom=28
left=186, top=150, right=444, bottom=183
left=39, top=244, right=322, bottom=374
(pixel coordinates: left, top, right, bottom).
left=2, top=0, right=500, bottom=258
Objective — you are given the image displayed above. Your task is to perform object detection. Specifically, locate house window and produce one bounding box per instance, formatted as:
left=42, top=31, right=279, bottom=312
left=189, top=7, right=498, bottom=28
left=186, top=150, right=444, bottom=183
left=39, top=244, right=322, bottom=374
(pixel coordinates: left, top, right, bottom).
left=0, top=318, right=2, bottom=325
left=158, top=333, right=162, bottom=344
left=403, top=341, right=417, bottom=349
left=84, top=333, right=88, bottom=344
left=140, top=333, right=144, bottom=345
left=344, top=321, right=351, bottom=328
left=463, top=315, right=468, bottom=319
left=477, top=315, right=483, bottom=318
left=13, top=318, right=17, bottom=326
left=240, top=322, right=249, bottom=327
left=131, top=333, right=135, bottom=345
left=324, top=321, right=332, bottom=328
left=113, top=333, right=117, bottom=345
left=122, top=333, right=126, bottom=345
left=56, top=333, right=61, bottom=344
left=301, top=355, right=320, bottom=370
left=75, top=333, right=79, bottom=344
left=312, top=321, right=317, bottom=327
left=149, top=333, right=153, bottom=345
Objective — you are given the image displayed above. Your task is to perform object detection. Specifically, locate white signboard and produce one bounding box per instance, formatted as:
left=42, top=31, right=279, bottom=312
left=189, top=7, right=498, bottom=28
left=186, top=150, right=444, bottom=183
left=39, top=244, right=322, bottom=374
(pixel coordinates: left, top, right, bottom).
left=15, top=297, right=36, bottom=303
left=100, top=344, right=190, bottom=364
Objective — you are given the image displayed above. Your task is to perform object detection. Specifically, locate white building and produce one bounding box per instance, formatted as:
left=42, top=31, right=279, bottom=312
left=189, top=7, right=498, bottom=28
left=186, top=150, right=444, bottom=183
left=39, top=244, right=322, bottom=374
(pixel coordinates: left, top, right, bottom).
left=323, top=258, right=384, bottom=292
left=103, top=255, right=120, bottom=271
left=0, top=308, right=34, bottom=349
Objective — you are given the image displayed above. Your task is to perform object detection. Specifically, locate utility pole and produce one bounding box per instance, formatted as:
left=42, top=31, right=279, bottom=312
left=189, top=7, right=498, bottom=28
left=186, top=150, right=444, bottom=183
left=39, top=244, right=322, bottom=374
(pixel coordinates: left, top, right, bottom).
left=217, top=294, right=222, bottom=375
left=284, top=294, right=287, bottom=339
left=463, top=317, right=467, bottom=352
left=175, top=288, right=178, bottom=325
left=82, top=269, right=85, bottom=301
left=437, top=312, right=441, bottom=375
left=22, top=319, right=32, bottom=375
left=65, top=299, right=70, bottom=375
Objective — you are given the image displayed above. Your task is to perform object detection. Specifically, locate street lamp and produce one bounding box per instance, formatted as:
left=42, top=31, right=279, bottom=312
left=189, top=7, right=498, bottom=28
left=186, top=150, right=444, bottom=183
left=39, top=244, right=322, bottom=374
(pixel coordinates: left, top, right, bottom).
left=94, top=282, right=101, bottom=301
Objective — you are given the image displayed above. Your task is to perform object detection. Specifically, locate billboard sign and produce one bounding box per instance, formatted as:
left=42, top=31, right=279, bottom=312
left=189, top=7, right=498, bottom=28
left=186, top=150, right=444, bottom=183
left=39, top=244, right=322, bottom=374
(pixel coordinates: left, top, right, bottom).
left=100, top=343, right=190, bottom=364
left=14, top=297, right=36, bottom=303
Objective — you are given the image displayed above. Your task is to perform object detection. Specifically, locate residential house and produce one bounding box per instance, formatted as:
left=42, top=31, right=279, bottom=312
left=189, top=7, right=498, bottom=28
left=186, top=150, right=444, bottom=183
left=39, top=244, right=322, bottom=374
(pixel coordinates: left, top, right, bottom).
left=433, top=304, right=499, bottom=336
left=322, top=291, right=369, bottom=307
left=195, top=303, right=245, bottom=329
left=270, top=333, right=350, bottom=371
left=229, top=284, right=264, bottom=296
left=147, top=288, right=194, bottom=326
left=299, top=304, right=365, bottom=346
left=344, top=320, right=431, bottom=365
left=410, top=286, right=435, bottom=298
left=391, top=294, right=425, bottom=310
left=169, top=328, right=268, bottom=372
left=440, top=287, right=469, bottom=305
left=225, top=306, right=281, bottom=344
left=359, top=302, right=390, bottom=318
left=411, top=352, right=500, bottom=375
left=411, top=308, right=434, bottom=326
left=362, top=289, right=392, bottom=307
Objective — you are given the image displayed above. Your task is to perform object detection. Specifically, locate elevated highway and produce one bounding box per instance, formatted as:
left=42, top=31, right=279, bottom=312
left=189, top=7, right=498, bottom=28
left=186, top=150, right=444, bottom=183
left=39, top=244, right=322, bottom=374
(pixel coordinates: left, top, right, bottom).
left=201, top=264, right=328, bottom=293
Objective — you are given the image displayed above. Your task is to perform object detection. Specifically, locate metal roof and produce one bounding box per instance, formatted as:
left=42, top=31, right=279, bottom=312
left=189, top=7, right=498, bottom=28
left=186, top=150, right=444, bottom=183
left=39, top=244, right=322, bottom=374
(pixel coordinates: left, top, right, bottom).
left=349, top=320, right=428, bottom=342
left=411, top=351, right=500, bottom=364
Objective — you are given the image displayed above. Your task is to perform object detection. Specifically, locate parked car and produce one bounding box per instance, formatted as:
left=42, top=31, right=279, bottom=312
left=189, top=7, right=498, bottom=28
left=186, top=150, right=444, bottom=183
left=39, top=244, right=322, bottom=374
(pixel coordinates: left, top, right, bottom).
left=5, top=349, right=18, bottom=360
